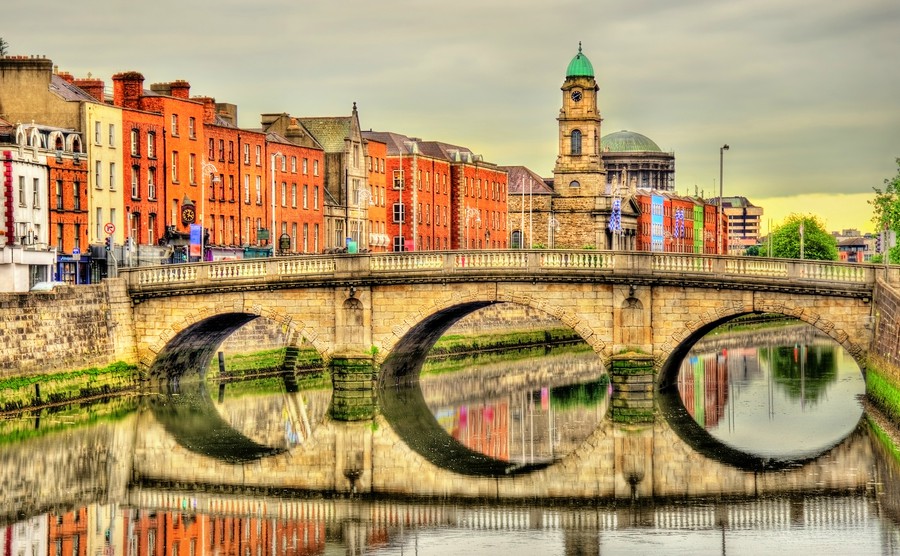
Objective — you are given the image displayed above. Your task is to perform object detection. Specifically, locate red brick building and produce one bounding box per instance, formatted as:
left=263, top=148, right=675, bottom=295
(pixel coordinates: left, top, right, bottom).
left=365, top=137, right=389, bottom=252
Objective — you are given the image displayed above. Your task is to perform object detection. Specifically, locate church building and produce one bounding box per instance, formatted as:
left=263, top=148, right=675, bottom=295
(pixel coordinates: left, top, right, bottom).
left=508, top=44, right=639, bottom=250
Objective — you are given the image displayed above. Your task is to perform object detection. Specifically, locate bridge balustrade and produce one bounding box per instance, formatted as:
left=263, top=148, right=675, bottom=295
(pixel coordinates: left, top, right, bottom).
left=120, top=250, right=879, bottom=297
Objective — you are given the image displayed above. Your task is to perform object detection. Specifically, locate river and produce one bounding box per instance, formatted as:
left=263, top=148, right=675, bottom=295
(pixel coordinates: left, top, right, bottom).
left=1, top=322, right=899, bottom=555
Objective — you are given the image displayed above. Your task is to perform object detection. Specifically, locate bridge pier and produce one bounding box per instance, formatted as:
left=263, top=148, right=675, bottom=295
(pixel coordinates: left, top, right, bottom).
left=329, top=354, right=378, bottom=421
left=609, top=353, right=655, bottom=424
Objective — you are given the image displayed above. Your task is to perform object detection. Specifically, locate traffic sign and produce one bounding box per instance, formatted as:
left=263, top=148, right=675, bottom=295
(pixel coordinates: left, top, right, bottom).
left=104, top=222, right=116, bottom=235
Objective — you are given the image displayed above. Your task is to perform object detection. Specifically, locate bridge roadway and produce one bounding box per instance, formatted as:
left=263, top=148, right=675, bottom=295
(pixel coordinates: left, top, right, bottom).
left=119, top=251, right=878, bottom=392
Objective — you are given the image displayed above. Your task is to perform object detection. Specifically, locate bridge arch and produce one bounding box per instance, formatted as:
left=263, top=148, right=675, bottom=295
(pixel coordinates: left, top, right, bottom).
left=376, top=292, right=610, bottom=382
left=657, top=297, right=869, bottom=390
left=145, top=303, right=329, bottom=381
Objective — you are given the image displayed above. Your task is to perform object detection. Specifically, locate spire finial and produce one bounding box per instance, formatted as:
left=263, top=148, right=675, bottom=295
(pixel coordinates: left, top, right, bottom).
left=578, top=41, right=582, bottom=54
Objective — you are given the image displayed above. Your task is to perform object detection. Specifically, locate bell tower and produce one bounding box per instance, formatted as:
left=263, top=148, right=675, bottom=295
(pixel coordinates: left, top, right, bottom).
left=554, top=42, right=605, bottom=197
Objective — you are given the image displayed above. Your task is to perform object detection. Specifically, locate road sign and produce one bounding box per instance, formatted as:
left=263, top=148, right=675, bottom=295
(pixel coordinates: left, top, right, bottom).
left=72, top=247, right=81, bottom=261
left=104, top=222, right=116, bottom=235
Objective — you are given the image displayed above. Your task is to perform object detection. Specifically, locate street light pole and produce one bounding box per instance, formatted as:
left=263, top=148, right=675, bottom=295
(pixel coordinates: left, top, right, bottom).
left=718, top=144, right=729, bottom=255
left=201, top=160, right=218, bottom=262
left=271, top=151, right=283, bottom=255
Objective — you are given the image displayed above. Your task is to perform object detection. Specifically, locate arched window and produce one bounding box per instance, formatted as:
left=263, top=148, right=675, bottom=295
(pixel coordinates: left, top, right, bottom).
left=571, top=129, right=582, bottom=155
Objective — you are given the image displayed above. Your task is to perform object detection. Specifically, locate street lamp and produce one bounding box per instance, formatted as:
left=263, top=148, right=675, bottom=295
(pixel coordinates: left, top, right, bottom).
left=270, top=151, right=283, bottom=254
left=465, top=207, right=480, bottom=249
left=201, top=160, right=219, bottom=262
left=718, top=144, right=729, bottom=255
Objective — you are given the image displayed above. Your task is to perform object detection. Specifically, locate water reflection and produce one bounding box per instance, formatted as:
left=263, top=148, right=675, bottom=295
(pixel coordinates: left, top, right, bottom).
left=421, top=349, right=609, bottom=467
left=3, top=494, right=898, bottom=556
left=675, top=323, right=865, bottom=463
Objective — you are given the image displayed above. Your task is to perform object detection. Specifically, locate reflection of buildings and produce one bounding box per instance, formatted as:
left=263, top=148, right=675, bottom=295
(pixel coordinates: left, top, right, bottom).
left=48, top=507, right=88, bottom=556
left=678, top=347, right=762, bottom=429
left=1, top=515, right=48, bottom=556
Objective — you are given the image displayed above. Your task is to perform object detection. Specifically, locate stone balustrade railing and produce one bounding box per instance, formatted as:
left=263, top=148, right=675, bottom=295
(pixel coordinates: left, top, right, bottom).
left=119, top=250, right=882, bottom=297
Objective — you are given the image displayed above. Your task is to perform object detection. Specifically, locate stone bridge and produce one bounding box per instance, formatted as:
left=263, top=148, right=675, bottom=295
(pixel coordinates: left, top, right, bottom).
left=120, top=251, right=877, bottom=395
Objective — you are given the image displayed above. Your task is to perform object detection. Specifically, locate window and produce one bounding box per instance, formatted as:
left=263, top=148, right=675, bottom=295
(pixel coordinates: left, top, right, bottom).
left=303, top=184, right=309, bottom=209
left=281, top=156, right=287, bottom=172
left=131, top=129, right=139, bottom=156
left=148, top=168, right=156, bottom=199
left=314, top=186, right=319, bottom=209
left=171, top=152, right=179, bottom=182
left=189, top=154, right=196, bottom=184
left=571, top=129, right=582, bottom=155
left=188, top=116, right=196, bottom=138
left=228, top=141, right=234, bottom=162
left=109, top=124, right=116, bottom=147
left=147, top=132, right=156, bottom=158
left=32, top=178, right=40, bottom=208
left=131, top=166, right=140, bottom=198
left=303, top=223, right=309, bottom=253
left=109, top=162, right=116, bottom=190
left=218, top=139, right=225, bottom=161
left=74, top=223, right=81, bottom=250
left=208, top=138, right=215, bottom=159
left=244, top=174, right=250, bottom=203
left=291, top=156, right=297, bottom=173
left=392, top=203, right=406, bottom=223
left=393, top=170, right=403, bottom=190
left=229, top=175, right=235, bottom=201
left=18, top=176, right=25, bottom=207
left=94, top=121, right=101, bottom=144
left=96, top=208, right=103, bottom=238
left=255, top=145, right=261, bottom=165
left=243, top=144, right=250, bottom=164
left=255, top=176, right=262, bottom=204
left=73, top=181, right=81, bottom=210
left=291, top=183, right=297, bottom=208
left=95, top=161, right=102, bottom=189
left=171, top=114, right=179, bottom=136
left=302, top=158, right=308, bottom=174
left=313, top=160, right=319, bottom=176
left=281, top=182, right=287, bottom=207
left=569, top=180, right=580, bottom=188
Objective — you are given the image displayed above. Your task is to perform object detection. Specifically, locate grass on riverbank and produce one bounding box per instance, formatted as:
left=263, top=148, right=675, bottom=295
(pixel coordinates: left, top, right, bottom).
left=207, top=348, right=325, bottom=379
left=866, top=367, right=900, bottom=425
left=0, top=395, right=138, bottom=446
left=0, top=361, right=138, bottom=413
left=429, top=328, right=583, bottom=357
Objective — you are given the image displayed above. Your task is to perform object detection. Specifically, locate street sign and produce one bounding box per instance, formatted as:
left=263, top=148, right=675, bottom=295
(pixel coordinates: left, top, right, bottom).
left=104, top=222, right=116, bottom=235
left=72, top=247, right=81, bottom=261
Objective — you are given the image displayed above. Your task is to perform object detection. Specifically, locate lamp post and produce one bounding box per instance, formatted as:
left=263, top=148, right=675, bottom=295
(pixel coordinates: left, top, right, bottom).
left=718, top=144, right=729, bottom=255
left=403, top=140, right=418, bottom=251
left=201, top=160, right=218, bottom=262
left=270, top=151, right=283, bottom=254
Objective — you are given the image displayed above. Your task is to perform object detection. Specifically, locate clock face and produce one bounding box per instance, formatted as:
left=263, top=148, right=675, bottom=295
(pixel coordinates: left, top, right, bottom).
left=571, top=90, right=583, bottom=102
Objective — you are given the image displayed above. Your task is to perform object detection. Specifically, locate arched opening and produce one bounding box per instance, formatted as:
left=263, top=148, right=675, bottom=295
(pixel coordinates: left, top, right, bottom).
left=570, top=129, right=582, bottom=155
left=379, top=301, right=608, bottom=476
left=658, top=312, right=866, bottom=470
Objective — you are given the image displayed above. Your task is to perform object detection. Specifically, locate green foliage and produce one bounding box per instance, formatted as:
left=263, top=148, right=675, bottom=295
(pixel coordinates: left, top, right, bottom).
left=744, top=245, right=762, bottom=256
left=769, top=214, right=837, bottom=261
left=866, top=367, right=900, bottom=424
left=869, top=158, right=900, bottom=263
left=0, top=38, right=8, bottom=57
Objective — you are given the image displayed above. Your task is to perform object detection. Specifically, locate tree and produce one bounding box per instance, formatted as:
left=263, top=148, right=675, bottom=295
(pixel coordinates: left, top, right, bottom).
left=769, top=214, right=838, bottom=261
left=0, top=37, right=8, bottom=57
left=869, top=158, right=900, bottom=263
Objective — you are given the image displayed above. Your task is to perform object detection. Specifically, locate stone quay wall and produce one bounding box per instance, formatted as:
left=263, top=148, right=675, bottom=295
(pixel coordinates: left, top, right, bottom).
left=868, top=278, right=900, bottom=419
left=0, top=279, right=136, bottom=378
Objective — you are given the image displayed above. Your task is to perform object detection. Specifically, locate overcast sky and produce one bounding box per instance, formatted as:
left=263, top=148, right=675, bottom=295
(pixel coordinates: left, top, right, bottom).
left=5, top=0, right=899, bottom=232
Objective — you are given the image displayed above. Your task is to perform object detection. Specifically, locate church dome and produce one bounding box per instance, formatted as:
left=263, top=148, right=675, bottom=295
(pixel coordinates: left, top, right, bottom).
left=601, top=130, right=662, bottom=152
left=566, top=43, right=594, bottom=78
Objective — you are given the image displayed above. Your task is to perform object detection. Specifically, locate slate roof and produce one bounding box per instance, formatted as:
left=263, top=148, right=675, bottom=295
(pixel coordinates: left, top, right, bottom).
left=296, top=117, right=351, bottom=153
left=48, top=74, right=98, bottom=103
left=502, top=166, right=554, bottom=195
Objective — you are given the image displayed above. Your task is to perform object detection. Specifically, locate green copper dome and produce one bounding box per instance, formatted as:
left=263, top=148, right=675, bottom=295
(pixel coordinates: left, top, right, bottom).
left=566, top=42, right=594, bottom=78
left=601, top=130, right=662, bottom=152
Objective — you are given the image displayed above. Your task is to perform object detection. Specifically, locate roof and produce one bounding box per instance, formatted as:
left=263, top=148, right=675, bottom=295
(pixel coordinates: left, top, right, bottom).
left=49, top=74, right=98, bottom=103
left=601, top=130, right=662, bottom=153
left=296, top=116, right=352, bottom=153
left=503, top=166, right=554, bottom=195
left=566, top=43, right=594, bottom=78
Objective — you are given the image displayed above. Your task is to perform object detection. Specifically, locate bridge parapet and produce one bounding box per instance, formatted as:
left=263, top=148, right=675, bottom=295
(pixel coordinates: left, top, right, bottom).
left=119, top=251, right=880, bottom=299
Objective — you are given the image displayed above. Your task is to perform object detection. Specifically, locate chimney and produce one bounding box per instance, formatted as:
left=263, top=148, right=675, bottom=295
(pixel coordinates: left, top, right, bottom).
left=73, top=77, right=105, bottom=102
left=150, top=82, right=172, bottom=96
left=112, top=71, right=145, bottom=109
left=194, top=96, right=216, bottom=124
left=286, top=118, right=305, bottom=144
left=169, top=80, right=190, bottom=99
left=215, top=103, right=238, bottom=126
left=57, top=71, right=75, bottom=84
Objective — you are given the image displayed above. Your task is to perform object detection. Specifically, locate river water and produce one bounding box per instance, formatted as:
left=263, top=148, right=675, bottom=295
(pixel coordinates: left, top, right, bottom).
left=1, top=322, right=899, bottom=555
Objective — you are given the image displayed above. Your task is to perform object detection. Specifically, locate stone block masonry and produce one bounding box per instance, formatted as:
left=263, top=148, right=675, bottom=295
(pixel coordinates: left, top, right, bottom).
left=0, top=279, right=136, bottom=378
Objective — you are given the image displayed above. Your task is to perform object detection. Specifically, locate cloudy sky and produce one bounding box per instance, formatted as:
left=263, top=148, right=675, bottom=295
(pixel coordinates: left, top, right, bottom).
left=5, top=0, right=899, bottom=232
